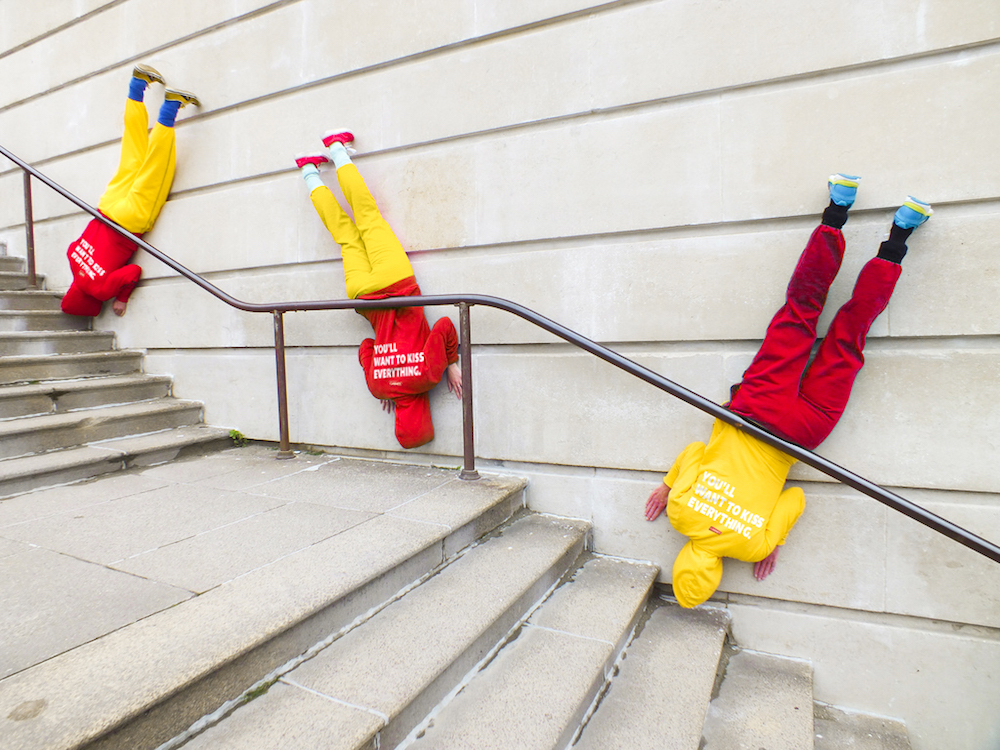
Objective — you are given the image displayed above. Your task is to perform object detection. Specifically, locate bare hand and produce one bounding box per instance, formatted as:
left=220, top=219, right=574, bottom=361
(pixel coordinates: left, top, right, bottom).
left=112, top=299, right=128, bottom=317
left=446, top=362, right=463, bottom=399
left=381, top=399, right=395, bottom=414
left=645, top=484, right=670, bottom=521
left=753, top=546, right=780, bottom=580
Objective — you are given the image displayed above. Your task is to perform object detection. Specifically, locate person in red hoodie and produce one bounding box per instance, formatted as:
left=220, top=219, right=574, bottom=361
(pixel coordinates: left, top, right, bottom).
left=295, top=131, right=461, bottom=449
left=61, top=64, right=200, bottom=318
left=644, top=174, right=933, bottom=608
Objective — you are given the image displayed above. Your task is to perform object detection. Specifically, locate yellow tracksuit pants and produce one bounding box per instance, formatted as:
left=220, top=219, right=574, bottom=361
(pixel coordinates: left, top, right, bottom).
left=97, top=98, right=176, bottom=234
left=309, top=164, right=414, bottom=298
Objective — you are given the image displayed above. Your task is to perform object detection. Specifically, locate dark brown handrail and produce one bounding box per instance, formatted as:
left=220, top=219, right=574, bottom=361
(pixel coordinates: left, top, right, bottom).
left=4, top=142, right=999, bottom=565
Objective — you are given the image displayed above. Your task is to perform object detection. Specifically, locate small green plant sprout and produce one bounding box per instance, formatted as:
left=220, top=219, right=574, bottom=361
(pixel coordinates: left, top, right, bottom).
left=229, top=429, right=249, bottom=447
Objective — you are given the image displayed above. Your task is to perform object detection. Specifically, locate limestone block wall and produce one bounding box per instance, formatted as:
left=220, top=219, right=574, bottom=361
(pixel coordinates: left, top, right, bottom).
left=1, top=2, right=999, bottom=747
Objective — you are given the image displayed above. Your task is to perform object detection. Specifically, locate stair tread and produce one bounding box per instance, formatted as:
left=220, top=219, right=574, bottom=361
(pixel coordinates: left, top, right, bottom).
left=0, top=373, right=172, bottom=400
left=0, top=425, right=233, bottom=486
left=0, top=398, right=203, bottom=437
left=0, top=331, right=107, bottom=339
left=0, top=349, right=142, bottom=364
left=814, top=703, right=912, bottom=750
left=702, top=649, right=814, bottom=750
left=0, top=465, right=526, bottom=750
left=575, top=603, right=731, bottom=750
left=0, top=308, right=66, bottom=314
left=404, top=555, right=658, bottom=750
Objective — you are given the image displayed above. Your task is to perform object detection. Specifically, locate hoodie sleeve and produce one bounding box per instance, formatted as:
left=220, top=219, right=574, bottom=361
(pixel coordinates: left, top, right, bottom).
left=763, top=485, right=806, bottom=549
left=664, top=441, right=706, bottom=490
left=359, top=338, right=375, bottom=371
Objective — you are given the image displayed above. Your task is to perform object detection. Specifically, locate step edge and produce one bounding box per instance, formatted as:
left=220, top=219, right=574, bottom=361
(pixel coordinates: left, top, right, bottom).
left=0, top=475, right=529, bottom=750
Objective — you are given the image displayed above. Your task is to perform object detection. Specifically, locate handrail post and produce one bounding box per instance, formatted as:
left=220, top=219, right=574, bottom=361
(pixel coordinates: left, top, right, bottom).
left=458, top=302, right=479, bottom=480
left=22, top=171, right=37, bottom=288
left=273, top=311, right=295, bottom=459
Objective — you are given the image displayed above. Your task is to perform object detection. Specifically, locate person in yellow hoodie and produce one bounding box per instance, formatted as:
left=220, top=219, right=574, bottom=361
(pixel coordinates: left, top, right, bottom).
left=645, top=174, right=933, bottom=608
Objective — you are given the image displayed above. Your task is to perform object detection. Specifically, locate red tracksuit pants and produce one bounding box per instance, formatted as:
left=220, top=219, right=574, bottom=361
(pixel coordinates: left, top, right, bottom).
left=728, top=224, right=901, bottom=450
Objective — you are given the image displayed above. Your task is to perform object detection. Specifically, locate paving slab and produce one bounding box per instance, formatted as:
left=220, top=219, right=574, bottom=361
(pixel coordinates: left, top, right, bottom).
left=250, top=457, right=456, bottom=513
left=140, top=446, right=339, bottom=489
left=0, top=472, right=169, bottom=526
left=0, top=536, right=30, bottom=558
left=113, top=501, right=375, bottom=593
left=702, top=649, right=814, bottom=750
left=0, top=447, right=526, bottom=750
left=2, top=483, right=286, bottom=565
left=0, top=547, right=189, bottom=679
left=575, top=603, right=731, bottom=750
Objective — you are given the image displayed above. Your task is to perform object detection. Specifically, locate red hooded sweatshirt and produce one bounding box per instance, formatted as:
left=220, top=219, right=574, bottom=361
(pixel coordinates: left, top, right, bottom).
left=356, top=276, right=459, bottom=448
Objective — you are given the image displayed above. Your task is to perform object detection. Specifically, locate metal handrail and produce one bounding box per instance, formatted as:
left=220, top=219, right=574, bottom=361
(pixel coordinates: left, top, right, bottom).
left=4, top=142, right=1000, bottom=565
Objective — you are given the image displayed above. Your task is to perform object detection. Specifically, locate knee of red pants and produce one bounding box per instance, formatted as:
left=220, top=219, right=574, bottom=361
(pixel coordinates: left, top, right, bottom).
left=60, top=282, right=103, bottom=317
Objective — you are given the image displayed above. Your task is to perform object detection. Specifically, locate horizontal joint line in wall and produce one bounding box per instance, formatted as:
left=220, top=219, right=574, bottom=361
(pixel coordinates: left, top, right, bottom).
left=0, top=0, right=128, bottom=63
left=0, top=0, right=302, bottom=115
left=720, top=590, right=1000, bottom=642
left=4, top=13, right=999, bottom=157
left=0, top=0, right=641, bottom=118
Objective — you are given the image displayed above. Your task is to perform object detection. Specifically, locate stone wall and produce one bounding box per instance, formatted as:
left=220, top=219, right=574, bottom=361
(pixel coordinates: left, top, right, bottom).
left=1, top=2, right=998, bottom=746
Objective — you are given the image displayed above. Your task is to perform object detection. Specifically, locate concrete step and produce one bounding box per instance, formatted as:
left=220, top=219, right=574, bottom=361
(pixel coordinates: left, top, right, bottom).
left=0, top=349, right=143, bottom=384
left=702, top=649, right=814, bottom=750
left=180, top=513, right=601, bottom=750
left=402, top=554, right=659, bottom=750
left=0, top=462, right=526, bottom=750
left=0, top=374, right=174, bottom=420
left=574, top=602, right=731, bottom=750
left=814, top=703, right=912, bottom=749
left=0, top=399, right=205, bottom=460
left=0, top=290, right=64, bottom=310
left=0, top=331, right=112, bottom=356
left=0, top=271, right=46, bottom=290
left=0, top=310, right=90, bottom=331
left=0, top=256, right=27, bottom=273
left=0, top=424, right=234, bottom=498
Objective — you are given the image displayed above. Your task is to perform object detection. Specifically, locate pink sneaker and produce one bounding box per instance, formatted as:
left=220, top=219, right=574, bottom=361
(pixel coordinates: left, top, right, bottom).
left=295, top=153, right=329, bottom=169
left=322, top=129, right=355, bottom=148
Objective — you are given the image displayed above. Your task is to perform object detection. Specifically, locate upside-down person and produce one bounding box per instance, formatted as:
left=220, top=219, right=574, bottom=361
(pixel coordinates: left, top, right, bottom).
left=644, top=174, right=933, bottom=608
left=295, top=131, right=461, bottom=449
left=61, top=64, right=200, bottom=318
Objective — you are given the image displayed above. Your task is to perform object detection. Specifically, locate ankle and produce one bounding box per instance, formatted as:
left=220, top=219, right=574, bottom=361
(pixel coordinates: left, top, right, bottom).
left=822, top=201, right=849, bottom=229
left=877, top=225, right=913, bottom=264
left=128, top=77, right=147, bottom=102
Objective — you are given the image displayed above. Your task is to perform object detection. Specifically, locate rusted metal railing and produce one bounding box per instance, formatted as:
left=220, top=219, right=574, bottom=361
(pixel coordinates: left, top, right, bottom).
left=3, top=142, right=1000, bottom=565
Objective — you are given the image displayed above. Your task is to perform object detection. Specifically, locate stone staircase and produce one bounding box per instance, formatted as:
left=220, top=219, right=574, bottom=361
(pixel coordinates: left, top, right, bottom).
left=169, top=516, right=911, bottom=750
left=0, top=254, right=912, bottom=749
left=0, top=255, right=231, bottom=497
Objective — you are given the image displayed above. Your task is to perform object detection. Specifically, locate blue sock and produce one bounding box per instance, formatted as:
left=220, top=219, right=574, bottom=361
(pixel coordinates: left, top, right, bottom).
left=157, top=99, right=181, bottom=127
left=128, top=77, right=147, bottom=102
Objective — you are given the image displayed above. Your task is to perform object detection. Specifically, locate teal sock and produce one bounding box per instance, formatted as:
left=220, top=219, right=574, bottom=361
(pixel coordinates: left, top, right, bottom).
left=302, top=165, right=324, bottom=192
left=327, top=143, right=352, bottom=170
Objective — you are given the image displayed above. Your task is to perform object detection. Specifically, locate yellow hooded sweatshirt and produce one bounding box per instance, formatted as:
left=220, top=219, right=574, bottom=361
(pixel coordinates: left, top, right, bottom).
left=665, top=418, right=806, bottom=608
